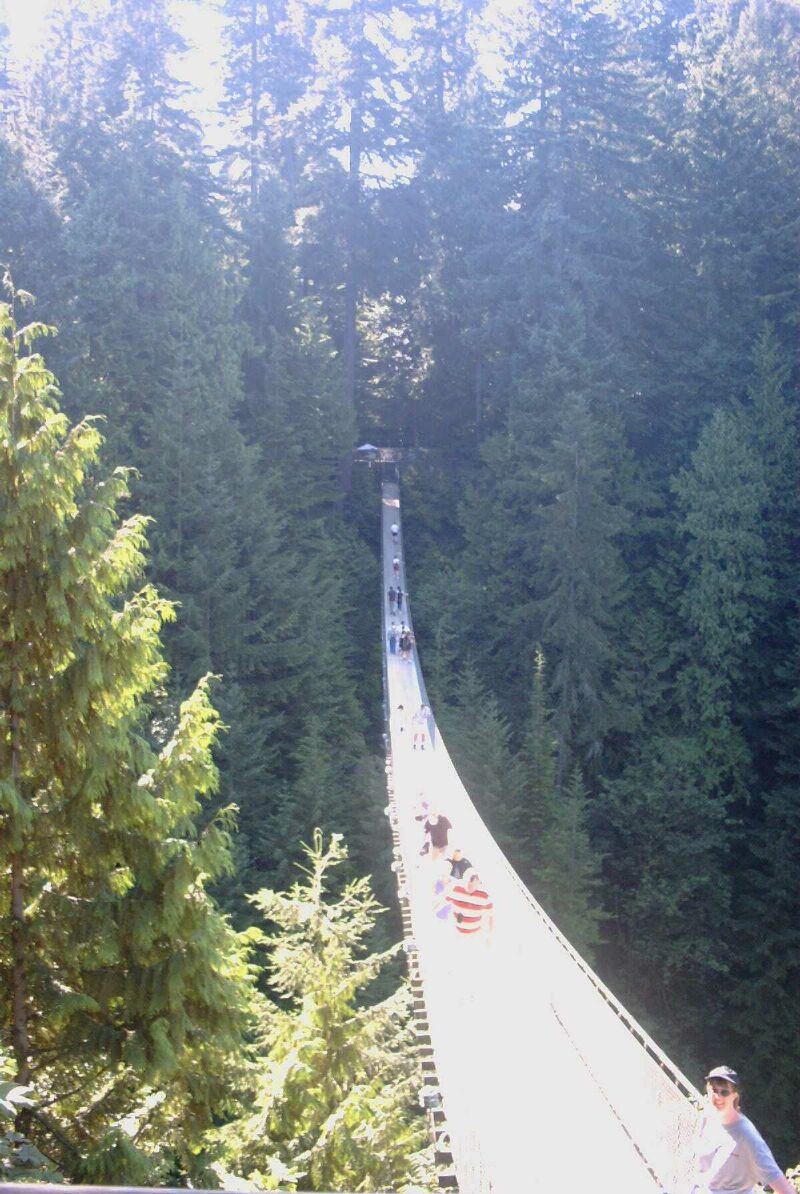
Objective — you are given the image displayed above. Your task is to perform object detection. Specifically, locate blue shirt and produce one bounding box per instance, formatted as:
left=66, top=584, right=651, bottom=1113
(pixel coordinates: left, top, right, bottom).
left=693, top=1113, right=784, bottom=1194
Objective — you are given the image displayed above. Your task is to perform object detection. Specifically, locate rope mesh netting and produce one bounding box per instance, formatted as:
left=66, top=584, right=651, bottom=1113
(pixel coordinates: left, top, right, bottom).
left=381, top=480, right=703, bottom=1194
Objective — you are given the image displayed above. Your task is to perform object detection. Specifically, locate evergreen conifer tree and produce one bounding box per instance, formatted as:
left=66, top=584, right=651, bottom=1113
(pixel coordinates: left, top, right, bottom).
left=519, top=646, right=559, bottom=861
left=221, top=831, right=427, bottom=1192
left=535, top=764, right=604, bottom=961
left=450, top=430, right=550, bottom=720
left=368, top=0, right=503, bottom=449
left=0, top=289, right=254, bottom=1180
left=534, top=389, right=630, bottom=779
left=717, top=328, right=800, bottom=1159
left=290, top=0, right=414, bottom=415
left=25, top=1, right=361, bottom=908
left=732, top=328, right=800, bottom=779
left=674, top=0, right=800, bottom=409
left=439, top=662, right=524, bottom=859
left=597, top=732, right=732, bottom=1048
left=732, top=682, right=800, bottom=1161
left=0, top=1053, right=61, bottom=1183
left=672, top=406, right=770, bottom=794
left=221, top=0, right=310, bottom=207
left=519, top=651, right=603, bottom=958
left=500, top=0, right=653, bottom=380
left=0, top=50, right=62, bottom=328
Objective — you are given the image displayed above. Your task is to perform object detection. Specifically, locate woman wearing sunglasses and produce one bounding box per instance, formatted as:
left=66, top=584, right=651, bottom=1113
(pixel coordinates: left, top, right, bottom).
left=691, top=1065, right=794, bottom=1194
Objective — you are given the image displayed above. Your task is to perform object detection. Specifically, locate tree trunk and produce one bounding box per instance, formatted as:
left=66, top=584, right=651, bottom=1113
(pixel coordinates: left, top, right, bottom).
left=343, top=101, right=362, bottom=415
left=10, top=845, right=31, bottom=1088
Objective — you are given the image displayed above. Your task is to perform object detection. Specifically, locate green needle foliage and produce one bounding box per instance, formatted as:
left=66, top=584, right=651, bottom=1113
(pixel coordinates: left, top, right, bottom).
left=522, top=650, right=604, bottom=961
left=0, top=285, right=256, bottom=1181
left=534, top=763, right=604, bottom=962
left=222, top=830, right=428, bottom=1193
left=439, top=660, right=525, bottom=858
left=0, top=1050, right=62, bottom=1183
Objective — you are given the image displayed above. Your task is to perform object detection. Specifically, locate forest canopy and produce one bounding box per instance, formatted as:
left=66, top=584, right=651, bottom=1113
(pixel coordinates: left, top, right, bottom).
left=1, top=0, right=799, bottom=1179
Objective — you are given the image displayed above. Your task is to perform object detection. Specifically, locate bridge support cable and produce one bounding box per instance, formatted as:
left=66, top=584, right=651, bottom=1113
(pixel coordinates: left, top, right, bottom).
left=380, top=480, right=703, bottom=1194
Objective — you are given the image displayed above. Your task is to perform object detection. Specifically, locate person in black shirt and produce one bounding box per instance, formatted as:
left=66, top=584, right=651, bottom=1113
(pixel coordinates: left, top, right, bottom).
left=424, top=812, right=452, bottom=861
left=447, top=847, right=472, bottom=881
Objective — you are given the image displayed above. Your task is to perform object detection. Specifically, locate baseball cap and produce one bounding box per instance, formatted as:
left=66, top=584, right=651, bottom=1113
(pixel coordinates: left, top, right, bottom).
left=704, top=1065, right=740, bottom=1087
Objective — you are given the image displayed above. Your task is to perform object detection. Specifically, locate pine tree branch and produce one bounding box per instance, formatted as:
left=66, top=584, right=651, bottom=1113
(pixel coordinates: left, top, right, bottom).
left=28, top=1106, right=84, bottom=1170
left=35, top=1064, right=113, bottom=1110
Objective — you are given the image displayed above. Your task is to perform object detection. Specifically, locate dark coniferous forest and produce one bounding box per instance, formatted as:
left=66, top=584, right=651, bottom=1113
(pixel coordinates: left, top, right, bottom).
left=1, top=0, right=799, bottom=1184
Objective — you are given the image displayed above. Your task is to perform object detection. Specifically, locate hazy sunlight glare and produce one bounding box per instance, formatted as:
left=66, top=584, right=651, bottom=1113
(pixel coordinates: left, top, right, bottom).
left=2, top=0, right=530, bottom=148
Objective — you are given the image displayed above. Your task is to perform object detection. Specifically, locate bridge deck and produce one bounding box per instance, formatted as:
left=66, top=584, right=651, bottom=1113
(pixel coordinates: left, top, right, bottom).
left=381, top=479, right=700, bottom=1194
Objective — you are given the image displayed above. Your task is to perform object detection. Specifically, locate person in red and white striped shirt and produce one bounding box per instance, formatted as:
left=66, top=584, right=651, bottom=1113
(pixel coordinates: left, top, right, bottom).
left=446, top=868, right=493, bottom=937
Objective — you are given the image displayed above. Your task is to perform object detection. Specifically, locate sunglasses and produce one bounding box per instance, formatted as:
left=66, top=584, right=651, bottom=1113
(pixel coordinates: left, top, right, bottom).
left=708, top=1086, right=734, bottom=1097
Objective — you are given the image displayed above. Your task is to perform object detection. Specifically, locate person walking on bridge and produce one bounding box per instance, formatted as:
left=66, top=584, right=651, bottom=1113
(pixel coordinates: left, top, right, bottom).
left=387, top=584, right=397, bottom=613
left=447, top=847, right=472, bottom=881
left=424, top=811, right=452, bottom=861
left=401, top=627, right=415, bottom=661
left=426, top=701, right=435, bottom=747
left=412, top=702, right=430, bottom=750
left=446, top=868, right=493, bottom=938
left=690, top=1066, right=794, bottom=1194
left=399, top=625, right=413, bottom=660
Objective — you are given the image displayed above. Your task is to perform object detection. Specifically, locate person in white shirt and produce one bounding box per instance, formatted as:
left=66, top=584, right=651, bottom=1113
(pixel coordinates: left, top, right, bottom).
left=412, top=703, right=430, bottom=750
left=690, top=1065, right=794, bottom=1194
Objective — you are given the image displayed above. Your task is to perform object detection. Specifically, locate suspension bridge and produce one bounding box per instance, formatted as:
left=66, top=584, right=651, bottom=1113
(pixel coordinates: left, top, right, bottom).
left=379, top=477, right=703, bottom=1194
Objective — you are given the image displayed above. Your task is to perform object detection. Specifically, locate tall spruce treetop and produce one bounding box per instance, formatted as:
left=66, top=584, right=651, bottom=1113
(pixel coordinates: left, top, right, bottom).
left=673, top=407, right=771, bottom=706
left=673, top=0, right=800, bottom=408
left=407, top=0, right=485, bottom=119
left=500, top=0, right=652, bottom=370
left=220, top=0, right=313, bottom=402
left=222, top=831, right=427, bottom=1192
left=306, top=0, right=411, bottom=173
left=671, top=405, right=770, bottom=808
left=0, top=289, right=254, bottom=1180
left=386, top=0, right=507, bottom=450
left=222, top=0, right=311, bottom=203
left=33, top=0, right=209, bottom=203
left=96, top=0, right=202, bottom=158
left=295, top=0, right=414, bottom=413
left=30, top=0, right=262, bottom=692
